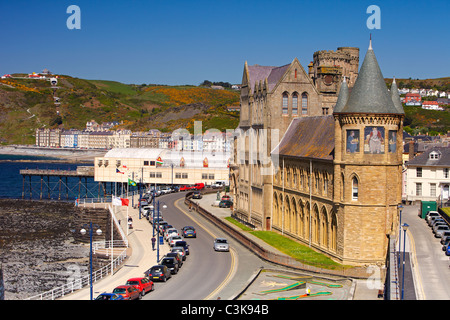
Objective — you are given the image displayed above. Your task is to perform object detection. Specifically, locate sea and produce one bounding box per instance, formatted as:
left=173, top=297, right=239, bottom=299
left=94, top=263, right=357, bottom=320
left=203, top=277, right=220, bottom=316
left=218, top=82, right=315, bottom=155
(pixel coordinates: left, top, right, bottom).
left=0, top=154, right=97, bottom=201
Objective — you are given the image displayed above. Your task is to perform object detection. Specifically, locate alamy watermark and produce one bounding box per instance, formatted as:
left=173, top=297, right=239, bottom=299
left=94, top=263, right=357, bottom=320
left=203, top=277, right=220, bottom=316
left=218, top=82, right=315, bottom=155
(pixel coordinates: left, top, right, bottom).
left=366, top=5, right=381, bottom=30
left=66, top=5, right=81, bottom=30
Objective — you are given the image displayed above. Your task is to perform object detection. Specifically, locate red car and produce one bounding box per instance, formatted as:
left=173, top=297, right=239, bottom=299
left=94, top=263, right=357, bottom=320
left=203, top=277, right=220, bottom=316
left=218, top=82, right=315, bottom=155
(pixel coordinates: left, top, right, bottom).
left=221, top=195, right=231, bottom=201
left=125, top=277, right=154, bottom=297
left=193, top=183, right=205, bottom=190
left=112, top=285, right=141, bottom=300
left=180, top=185, right=193, bottom=191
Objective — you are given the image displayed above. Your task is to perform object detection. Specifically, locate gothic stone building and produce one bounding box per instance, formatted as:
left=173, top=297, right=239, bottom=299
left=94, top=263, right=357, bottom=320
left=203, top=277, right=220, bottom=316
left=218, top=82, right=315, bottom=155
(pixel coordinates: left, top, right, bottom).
left=231, top=42, right=404, bottom=266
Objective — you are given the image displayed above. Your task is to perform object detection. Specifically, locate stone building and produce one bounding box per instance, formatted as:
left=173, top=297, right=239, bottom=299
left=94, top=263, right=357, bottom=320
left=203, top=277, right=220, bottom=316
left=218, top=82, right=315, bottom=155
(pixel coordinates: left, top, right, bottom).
left=231, top=41, right=404, bottom=266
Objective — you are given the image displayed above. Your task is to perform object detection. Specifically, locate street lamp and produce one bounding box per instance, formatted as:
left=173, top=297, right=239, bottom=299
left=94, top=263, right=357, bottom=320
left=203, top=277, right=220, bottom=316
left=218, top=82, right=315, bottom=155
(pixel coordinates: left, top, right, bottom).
left=401, top=223, right=409, bottom=300
left=155, top=200, right=167, bottom=263
left=397, top=204, right=403, bottom=268
left=80, top=222, right=102, bottom=300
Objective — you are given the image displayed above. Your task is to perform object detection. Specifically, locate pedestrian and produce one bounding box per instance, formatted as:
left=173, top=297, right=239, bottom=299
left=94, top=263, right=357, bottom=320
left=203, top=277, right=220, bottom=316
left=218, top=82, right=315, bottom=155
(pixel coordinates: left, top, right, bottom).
left=128, top=216, right=133, bottom=229
left=151, top=236, right=156, bottom=250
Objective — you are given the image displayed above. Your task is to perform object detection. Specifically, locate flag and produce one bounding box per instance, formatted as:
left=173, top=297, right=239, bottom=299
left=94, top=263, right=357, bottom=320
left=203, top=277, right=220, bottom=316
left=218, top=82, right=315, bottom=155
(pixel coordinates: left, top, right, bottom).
left=123, top=165, right=128, bottom=169
left=128, top=178, right=137, bottom=186
left=121, top=198, right=129, bottom=206
left=112, top=196, right=121, bottom=206
left=156, top=157, right=163, bottom=166
left=116, top=168, right=124, bottom=174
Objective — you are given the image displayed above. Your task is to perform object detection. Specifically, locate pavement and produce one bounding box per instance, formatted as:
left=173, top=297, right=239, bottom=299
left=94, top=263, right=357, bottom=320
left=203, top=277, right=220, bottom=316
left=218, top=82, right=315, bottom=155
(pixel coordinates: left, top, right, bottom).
left=60, top=191, right=448, bottom=301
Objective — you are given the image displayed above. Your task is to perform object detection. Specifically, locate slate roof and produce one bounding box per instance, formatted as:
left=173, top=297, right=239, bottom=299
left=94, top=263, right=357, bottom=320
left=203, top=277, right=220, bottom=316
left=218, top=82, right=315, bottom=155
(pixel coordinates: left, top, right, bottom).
left=273, top=116, right=335, bottom=160
left=406, top=147, right=450, bottom=167
left=247, top=63, right=290, bottom=92
left=335, top=42, right=403, bottom=114
left=333, top=77, right=349, bottom=113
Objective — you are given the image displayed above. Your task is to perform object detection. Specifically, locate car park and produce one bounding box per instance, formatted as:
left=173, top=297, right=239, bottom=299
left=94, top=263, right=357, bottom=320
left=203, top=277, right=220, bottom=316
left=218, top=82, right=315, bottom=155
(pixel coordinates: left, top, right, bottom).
left=95, top=293, right=124, bottom=300
left=213, top=238, right=229, bottom=252
left=145, top=265, right=172, bottom=282
left=125, top=277, right=154, bottom=297
left=168, top=235, right=183, bottom=247
left=219, top=200, right=233, bottom=208
left=182, top=226, right=196, bottom=238
left=174, top=240, right=190, bottom=255
left=160, top=256, right=179, bottom=274
left=434, top=224, right=450, bottom=238
left=165, top=252, right=183, bottom=268
left=112, top=285, right=141, bottom=300
left=171, top=246, right=186, bottom=260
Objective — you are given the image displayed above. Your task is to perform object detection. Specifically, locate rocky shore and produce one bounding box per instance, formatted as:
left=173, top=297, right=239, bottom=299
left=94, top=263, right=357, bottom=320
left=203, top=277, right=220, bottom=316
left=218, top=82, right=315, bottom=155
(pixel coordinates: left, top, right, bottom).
left=0, top=199, right=89, bottom=300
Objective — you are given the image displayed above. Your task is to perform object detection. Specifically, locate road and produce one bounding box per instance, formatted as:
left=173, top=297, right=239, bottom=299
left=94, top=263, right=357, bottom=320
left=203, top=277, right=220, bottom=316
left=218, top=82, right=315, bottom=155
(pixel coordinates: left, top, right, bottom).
left=401, top=204, right=450, bottom=300
left=143, top=192, right=236, bottom=300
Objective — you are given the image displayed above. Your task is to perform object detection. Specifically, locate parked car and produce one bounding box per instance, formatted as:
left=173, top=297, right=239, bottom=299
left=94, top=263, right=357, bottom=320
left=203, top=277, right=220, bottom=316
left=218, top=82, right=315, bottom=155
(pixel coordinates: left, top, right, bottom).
left=112, top=285, right=141, bottom=300
left=182, top=226, right=196, bottom=238
left=426, top=211, right=440, bottom=224
left=145, top=265, right=171, bottom=282
left=174, top=240, right=190, bottom=255
left=432, top=220, right=447, bottom=233
left=428, top=216, right=443, bottom=227
left=158, top=221, right=169, bottom=234
left=219, top=200, right=233, bottom=208
left=168, top=235, right=183, bottom=247
left=171, top=246, right=186, bottom=260
left=95, top=293, right=124, bottom=300
left=221, top=195, right=231, bottom=201
left=214, top=238, right=229, bottom=252
left=192, top=191, right=202, bottom=199
left=434, top=225, right=450, bottom=238
left=160, top=256, right=179, bottom=274
left=164, top=228, right=179, bottom=240
left=193, top=183, right=205, bottom=190
left=441, top=237, right=450, bottom=250
left=446, top=243, right=450, bottom=256
left=165, top=252, right=183, bottom=268
left=180, top=185, right=193, bottom=191
left=160, top=188, right=172, bottom=194
left=125, top=277, right=154, bottom=297
left=161, top=224, right=174, bottom=235
left=441, top=234, right=450, bottom=245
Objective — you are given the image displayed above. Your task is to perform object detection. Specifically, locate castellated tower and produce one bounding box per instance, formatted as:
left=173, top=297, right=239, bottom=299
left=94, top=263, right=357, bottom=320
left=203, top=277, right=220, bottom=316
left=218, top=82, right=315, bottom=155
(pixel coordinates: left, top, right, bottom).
left=332, top=40, right=404, bottom=265
left=309, top=47, right=360, bottom=111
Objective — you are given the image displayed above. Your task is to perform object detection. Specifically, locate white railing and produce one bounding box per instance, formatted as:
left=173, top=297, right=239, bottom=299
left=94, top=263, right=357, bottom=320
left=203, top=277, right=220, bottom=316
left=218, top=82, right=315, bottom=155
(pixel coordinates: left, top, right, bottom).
left=26, top=243, right=128, bottom=300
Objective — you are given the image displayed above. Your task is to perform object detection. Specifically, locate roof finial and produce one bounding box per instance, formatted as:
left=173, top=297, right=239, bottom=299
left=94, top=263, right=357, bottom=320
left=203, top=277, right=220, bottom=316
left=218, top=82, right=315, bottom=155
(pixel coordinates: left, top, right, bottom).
left=343, top=76, right=346, bottom=83
left=369, top=33, right=372, bottom=50
left=393, top=76, right=396, bottom=83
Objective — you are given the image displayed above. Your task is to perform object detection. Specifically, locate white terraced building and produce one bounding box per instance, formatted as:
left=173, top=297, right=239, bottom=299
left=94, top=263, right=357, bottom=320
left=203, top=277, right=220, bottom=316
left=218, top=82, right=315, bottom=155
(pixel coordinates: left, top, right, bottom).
left=94, top=148, right=231, bottom=186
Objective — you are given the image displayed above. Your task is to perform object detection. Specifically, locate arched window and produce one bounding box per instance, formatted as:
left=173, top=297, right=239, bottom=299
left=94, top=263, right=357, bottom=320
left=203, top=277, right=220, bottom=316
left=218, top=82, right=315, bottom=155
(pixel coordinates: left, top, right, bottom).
left=282, top=92, right=288, bottom=115
left=301, top=92, right=308, bottom=115
left=352, top=177, right=359, bottom=200
left=292, top=93, right=298, bottom=115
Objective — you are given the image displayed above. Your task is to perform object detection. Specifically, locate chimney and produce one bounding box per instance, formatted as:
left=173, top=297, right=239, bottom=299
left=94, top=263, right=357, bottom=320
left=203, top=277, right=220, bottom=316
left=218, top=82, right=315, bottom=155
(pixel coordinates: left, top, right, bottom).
left=409, top=140, right=415, bottom=160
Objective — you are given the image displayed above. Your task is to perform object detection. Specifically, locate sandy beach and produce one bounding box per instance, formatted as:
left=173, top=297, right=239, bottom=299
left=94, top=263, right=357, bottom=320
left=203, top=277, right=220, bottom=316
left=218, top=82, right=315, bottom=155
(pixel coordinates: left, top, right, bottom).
left=0, top=145, right=107, bottom=162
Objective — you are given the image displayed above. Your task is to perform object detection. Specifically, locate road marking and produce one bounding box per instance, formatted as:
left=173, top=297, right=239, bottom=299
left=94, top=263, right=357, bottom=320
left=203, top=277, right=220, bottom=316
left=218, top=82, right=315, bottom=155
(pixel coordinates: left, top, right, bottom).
left=407, top=228, right=426, bottom=300
left=174, top=198, right=238, bottom=300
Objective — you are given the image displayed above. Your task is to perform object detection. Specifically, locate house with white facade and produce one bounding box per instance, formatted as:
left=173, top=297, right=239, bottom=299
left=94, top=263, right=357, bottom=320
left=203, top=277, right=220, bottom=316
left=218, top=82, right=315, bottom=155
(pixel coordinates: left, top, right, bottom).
left=404, top=147, right=450, bottom=204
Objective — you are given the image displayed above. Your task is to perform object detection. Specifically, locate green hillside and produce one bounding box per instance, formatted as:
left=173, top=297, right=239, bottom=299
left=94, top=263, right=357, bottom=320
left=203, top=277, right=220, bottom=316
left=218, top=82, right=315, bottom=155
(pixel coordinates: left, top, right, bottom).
left=0, top=76, right=240, bottom=145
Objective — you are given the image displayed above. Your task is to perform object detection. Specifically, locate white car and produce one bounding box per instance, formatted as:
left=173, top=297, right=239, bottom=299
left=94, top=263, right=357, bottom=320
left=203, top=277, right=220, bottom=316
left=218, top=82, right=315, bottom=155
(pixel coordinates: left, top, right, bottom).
left=213, top=238, right=229, bottom=252
left=164, top=228, right=179, bottom=240
left=168, top=235, right=183, bottom=247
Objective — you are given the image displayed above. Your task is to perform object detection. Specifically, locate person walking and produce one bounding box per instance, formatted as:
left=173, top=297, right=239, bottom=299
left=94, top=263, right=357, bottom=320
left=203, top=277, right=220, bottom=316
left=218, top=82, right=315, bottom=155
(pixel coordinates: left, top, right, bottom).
left=151, top=236, right=156, bottom=250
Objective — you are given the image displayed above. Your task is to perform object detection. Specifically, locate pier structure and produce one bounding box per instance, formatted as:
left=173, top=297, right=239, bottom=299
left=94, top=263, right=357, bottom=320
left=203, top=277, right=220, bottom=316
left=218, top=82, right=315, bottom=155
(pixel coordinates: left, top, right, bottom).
left=19, top=166, right=123, bottom=200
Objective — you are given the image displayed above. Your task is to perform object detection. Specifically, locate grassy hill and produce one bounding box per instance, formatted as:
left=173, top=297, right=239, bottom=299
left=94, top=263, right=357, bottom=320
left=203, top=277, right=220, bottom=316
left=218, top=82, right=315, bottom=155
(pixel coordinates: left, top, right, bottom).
left=0, top=76, right=240, bottom=145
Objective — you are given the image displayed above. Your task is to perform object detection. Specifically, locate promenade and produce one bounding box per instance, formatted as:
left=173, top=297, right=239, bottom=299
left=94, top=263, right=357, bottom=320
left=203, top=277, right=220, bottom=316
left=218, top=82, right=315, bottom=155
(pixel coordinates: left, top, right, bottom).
left=60, top=194, right=170, bottom=300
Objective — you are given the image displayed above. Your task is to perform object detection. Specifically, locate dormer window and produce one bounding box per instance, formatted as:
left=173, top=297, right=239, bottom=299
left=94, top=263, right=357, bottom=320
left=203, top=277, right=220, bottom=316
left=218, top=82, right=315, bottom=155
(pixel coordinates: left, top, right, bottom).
left=429, top=151, right=440, bottom=160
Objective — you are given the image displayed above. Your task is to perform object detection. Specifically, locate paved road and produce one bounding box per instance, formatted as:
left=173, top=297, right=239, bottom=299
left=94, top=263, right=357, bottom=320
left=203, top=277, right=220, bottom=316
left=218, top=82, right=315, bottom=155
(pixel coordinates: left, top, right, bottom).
left=400, top=204, right=450, bottom=300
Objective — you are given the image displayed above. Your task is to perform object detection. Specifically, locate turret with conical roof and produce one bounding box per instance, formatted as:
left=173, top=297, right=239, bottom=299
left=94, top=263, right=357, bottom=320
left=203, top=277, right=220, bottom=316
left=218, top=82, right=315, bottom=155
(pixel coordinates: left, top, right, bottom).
left=333, top=76, right=349, bottom=113
left=390, top=77, right=405, bottom=114
left=334, top=39, right=403, bottom=115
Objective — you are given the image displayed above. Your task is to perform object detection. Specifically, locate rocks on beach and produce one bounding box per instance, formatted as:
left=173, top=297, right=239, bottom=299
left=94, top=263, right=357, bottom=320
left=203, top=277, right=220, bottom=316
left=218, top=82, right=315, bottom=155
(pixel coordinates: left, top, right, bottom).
left=0, top=199, right=89, bottom=300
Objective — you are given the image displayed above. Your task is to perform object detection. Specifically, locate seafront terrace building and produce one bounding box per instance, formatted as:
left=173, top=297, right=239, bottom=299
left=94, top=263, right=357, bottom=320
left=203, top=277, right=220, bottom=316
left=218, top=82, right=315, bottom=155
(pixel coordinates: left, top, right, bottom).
left=94, top=148, right=231, bottom=187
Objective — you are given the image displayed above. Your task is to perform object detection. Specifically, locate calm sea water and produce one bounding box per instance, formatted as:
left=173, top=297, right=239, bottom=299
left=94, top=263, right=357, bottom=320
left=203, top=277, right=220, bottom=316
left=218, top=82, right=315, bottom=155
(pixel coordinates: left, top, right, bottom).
left=0, top=154, right=97, bottom=200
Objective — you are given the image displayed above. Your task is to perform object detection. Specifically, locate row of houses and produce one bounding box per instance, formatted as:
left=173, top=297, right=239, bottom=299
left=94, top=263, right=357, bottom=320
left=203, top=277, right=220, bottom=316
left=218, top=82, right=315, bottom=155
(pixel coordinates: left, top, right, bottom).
left=35, top=127, right=232, bottom=153
left=398, top=87, right=449, bottom=98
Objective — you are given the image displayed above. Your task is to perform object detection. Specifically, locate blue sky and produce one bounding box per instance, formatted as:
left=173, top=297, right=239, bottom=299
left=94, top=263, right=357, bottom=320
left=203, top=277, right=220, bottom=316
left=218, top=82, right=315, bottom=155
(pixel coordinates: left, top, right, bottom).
left=0, top=0, right=448, bottom=85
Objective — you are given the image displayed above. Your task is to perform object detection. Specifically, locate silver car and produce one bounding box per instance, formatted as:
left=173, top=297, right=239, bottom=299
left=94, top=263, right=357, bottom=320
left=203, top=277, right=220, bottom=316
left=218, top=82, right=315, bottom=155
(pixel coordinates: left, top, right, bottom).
left=213, top=238, right=229, bottom=252
left=434, top=225, right=450, bottom=238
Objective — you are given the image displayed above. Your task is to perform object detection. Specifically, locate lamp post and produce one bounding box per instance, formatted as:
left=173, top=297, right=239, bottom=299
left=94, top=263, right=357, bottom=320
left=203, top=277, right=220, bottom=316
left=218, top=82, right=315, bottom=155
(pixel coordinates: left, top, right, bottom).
left=398, top=204, right=403, bottom=268
left=401, top=223, right=409, bottom=300
left=156, top=200, right=167, bottom=263
left=80, top=222, right=102, bottom=300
